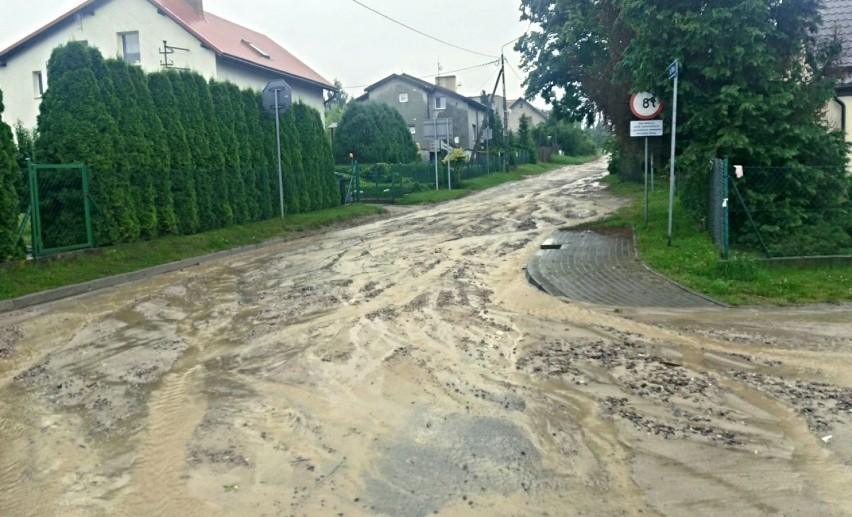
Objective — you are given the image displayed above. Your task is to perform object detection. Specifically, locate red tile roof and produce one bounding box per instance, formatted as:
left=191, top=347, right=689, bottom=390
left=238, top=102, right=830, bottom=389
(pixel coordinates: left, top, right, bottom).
left=150, top=0, right=334, bottom=89
left=0, top=0, right=335, bottom=90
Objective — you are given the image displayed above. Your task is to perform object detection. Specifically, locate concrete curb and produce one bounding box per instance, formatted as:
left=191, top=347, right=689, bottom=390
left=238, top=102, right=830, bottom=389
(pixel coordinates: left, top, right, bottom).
left=0, top=241, right=279, bottom=314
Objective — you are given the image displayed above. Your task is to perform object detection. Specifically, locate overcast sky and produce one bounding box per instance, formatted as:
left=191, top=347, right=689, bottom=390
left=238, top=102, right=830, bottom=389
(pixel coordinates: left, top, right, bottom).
left=0, top=0, right=537, bottom=103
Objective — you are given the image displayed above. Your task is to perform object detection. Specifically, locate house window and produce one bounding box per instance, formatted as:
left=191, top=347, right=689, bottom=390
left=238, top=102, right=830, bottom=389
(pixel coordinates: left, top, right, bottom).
left=32, top=71, right=44, bottom=98
left=120, top=31, right=141, bottom=63
left=434, top=96, right=446, bottom=110
left=409, top=125, right=416, bottom=135
left=399, top=93, right=408, bottom=103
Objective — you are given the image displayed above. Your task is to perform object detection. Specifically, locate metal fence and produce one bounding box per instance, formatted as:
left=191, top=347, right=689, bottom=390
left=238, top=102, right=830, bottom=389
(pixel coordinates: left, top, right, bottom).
left=344, top=155, right=508, bottom=203
left=708, top=160, right=852, bottom=258
left=708, top=158, right=729, bottom=259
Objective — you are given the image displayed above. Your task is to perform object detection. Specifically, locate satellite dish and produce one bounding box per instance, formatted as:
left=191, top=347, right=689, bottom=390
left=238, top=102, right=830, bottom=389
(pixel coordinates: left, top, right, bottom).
left=262, top=79, right=293, bottom=113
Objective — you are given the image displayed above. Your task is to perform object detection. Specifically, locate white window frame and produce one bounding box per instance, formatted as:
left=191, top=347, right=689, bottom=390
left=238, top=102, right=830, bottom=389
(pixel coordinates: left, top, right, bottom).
left=399, top=93, right=409, bottom=103
left=119, top=31, right=141, bottom=64
left=434, top=95, right=446, bottom=110
left=32, top=71, right=44, bottom=98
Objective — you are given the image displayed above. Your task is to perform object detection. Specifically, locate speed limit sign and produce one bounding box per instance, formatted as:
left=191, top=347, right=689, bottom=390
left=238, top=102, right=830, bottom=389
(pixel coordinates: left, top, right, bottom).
left=630, top=92, right=663, bottom=119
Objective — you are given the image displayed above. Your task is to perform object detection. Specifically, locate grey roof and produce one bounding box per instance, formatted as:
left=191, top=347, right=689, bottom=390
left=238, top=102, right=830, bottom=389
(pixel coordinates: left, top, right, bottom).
left=361, top=73, right=488, bottom=111
left=821, top=0, right=852, bottom=69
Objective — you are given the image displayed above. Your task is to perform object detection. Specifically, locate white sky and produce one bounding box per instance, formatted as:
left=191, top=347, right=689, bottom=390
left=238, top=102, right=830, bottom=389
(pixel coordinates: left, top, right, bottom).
left=0, top=0, right=537, bottom=103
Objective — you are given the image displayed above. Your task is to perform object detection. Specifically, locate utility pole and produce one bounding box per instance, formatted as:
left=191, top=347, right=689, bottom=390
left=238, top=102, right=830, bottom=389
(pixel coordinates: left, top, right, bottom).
left=501, top=53, right=509, bottom=172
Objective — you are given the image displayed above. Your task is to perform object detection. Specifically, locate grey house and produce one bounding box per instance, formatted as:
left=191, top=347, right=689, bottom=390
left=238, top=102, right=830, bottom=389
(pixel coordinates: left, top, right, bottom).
left=358, top=73, right=490, bottom=159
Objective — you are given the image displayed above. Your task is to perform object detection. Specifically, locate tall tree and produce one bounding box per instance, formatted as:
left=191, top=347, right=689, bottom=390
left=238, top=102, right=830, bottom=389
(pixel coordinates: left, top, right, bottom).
left=0, top=89, right=20, bottom=260
left=106, top=59, right=158, bottom=239
left=519, top=0, right=851, bottom=250
left=148, top=71, right=198, bottom=234
left=333, top=101, right=418, bottom=164
left=37, top=43, right=138, bottom=245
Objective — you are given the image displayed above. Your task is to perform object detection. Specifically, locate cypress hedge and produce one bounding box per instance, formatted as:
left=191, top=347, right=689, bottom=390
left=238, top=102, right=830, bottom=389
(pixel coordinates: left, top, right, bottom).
left=25, top=43, right=336, bottom=252
left=0, top=89, right=20, bottom=260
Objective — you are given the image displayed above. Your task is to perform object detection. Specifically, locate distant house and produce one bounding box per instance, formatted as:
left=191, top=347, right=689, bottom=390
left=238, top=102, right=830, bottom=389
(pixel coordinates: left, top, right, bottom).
left=0, top=0, right=336, bottom=130
left=358, top=73, right=489, bottom=159
left=821, top=0, right=852, bottom=153
left=481, top=95, right=548, bottom=133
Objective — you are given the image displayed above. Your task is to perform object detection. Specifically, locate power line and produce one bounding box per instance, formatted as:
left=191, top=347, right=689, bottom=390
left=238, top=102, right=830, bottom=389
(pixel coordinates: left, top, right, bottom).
left=349, top=0, right=498, bottom=59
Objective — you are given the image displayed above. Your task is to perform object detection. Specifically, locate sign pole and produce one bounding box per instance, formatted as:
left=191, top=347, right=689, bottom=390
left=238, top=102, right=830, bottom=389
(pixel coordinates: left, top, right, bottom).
left=644, top=136, right=649, bottom=227
left=667, top=60, right=679, bottom=246
left=262, top=79, right=292, bottom=218
left=274, top=90, right=285, bottom=218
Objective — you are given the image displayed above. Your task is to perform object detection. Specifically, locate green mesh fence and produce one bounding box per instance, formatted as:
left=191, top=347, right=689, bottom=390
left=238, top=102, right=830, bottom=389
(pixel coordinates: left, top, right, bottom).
left=725, top=163, right=852, bottom=258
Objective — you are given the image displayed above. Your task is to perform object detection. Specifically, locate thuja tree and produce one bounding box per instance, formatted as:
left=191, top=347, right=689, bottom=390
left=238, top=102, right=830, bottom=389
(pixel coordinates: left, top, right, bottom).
left=0, top=89, right=20, bottom=260
left=148, top=71, right=199, bottom=234
left=105, top=59, right=158, bottom=239
left=242, top=89, right=274, bottom=220
left=129, top=65, right=177, bottom=235
left=230, top=84, right=257, bottom=222
left=171, top=72, right=214, bottom=230
left=296, top=103, right=339, bottom=209
left=37, top=42, right=138, bottom=245
left=333, top=101, right=418, bottom=164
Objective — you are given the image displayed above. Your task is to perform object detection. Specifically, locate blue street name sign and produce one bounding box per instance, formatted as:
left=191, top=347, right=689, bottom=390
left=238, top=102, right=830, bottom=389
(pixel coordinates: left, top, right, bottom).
left=666, top=60, right=679, bottom=80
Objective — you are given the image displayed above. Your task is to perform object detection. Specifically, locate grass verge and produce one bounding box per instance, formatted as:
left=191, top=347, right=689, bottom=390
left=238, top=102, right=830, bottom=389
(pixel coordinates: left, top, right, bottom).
left=0, top=204, right=384, bottom=301
left=395, top=154, right=599, bottom=205
left=583, top=176, right=852, bottom=305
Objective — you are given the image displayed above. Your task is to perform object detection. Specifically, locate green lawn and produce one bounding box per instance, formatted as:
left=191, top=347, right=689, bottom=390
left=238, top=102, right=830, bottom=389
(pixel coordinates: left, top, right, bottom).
left=584, top=176, right=852, bottom=305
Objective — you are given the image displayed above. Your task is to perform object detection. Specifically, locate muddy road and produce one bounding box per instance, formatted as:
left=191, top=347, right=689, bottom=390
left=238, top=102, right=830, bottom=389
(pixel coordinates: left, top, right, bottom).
left=1, top=158, right=851, bottom=516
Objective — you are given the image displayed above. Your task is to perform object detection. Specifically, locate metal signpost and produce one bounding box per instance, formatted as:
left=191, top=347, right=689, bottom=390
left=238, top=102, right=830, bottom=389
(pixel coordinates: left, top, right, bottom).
left=424, top=118, right=453, bottom=190
left=629, top=93, right=664, bottom=227
left=262, top=79, right=293, bottom=218
left=666, top=59, right=680, bottom=245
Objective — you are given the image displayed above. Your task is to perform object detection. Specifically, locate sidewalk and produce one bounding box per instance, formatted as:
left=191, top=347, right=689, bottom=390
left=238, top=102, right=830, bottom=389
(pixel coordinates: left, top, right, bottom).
left=526, top=228, right=724, bottom=308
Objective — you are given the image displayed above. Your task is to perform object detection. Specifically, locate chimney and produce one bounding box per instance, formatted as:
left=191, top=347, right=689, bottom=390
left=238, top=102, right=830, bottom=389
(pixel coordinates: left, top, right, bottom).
left=186, top=0, right=204, bottom=16
left=435, top=75, right=457, bottom=93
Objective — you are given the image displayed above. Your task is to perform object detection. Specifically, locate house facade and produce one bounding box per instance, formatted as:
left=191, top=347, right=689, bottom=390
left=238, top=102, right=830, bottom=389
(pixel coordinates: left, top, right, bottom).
left=358, top=73, right=489, bottom=159
left=0, top=0, right=336, bottom=130
left=822, top=0, right=852, bottom=157
left=482, top=95, right=548, bottom=133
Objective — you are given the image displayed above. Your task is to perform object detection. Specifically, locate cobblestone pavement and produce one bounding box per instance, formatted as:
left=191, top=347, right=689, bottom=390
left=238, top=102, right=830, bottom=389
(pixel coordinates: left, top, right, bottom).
left=526, top=228, right=723, bottom=308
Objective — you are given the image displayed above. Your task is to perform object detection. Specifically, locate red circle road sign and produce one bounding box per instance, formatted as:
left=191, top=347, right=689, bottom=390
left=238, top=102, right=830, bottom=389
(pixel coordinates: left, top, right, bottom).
left=630, top=92, right=664, bottom=119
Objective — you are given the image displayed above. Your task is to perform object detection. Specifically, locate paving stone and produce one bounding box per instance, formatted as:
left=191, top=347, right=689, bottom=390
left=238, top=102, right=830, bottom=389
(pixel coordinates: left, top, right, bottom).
left=527, top=228, right=722, bottom=308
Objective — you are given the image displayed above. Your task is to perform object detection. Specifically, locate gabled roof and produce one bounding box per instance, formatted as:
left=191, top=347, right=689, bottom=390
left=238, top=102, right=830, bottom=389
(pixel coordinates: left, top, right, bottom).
left=363, top=73, right=488, bottom=111
left=0, top=0, right=335, bottom=91
left=510, top=98, right=548, bottom=121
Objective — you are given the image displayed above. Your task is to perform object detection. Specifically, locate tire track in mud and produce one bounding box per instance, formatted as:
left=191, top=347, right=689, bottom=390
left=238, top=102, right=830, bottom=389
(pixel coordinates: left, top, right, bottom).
left=119, top=365, right=213, bottom=516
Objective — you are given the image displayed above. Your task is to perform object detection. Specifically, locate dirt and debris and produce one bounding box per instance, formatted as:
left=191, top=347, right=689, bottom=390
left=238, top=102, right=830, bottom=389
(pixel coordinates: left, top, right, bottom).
left=1, top=158, right=851, bottom=516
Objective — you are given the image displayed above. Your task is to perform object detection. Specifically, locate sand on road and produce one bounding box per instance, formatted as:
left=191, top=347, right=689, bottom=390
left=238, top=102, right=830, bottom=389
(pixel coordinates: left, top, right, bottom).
left=1, top=158, right=851, bottom=516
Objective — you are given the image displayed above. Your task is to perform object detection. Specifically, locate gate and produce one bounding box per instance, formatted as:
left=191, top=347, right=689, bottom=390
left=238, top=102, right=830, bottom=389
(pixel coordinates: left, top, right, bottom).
left=28, top=163, right=94, bottom=258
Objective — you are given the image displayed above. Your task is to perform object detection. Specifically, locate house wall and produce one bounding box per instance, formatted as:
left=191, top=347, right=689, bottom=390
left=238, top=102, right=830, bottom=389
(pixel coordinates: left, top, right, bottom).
left=0, top=0, right=329, bottom=131
left=216, top=58, right=326, bottom=116
left=367, top=81, right=430, bottom=151
left=0, top=0, right=217, bottom=129
left=508, top=101, right=547, bottom=133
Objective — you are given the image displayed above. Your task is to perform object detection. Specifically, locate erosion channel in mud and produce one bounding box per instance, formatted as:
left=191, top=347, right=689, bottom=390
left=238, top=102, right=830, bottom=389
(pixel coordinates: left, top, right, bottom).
left=1, top=158, right=851, bottom=516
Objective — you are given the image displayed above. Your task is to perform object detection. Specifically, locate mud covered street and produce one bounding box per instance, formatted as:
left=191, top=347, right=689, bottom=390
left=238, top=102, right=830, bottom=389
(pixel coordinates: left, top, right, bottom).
left=1, top=158, right=851, bottom=516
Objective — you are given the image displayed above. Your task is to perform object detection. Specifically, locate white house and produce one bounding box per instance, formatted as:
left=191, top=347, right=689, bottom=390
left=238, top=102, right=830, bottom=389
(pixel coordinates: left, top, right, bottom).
left=0, top=0, right=336, bottom=130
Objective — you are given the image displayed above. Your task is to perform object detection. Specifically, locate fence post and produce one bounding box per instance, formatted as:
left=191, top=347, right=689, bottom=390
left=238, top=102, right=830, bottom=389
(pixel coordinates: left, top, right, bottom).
left=722, top=157, right=729, bottom=260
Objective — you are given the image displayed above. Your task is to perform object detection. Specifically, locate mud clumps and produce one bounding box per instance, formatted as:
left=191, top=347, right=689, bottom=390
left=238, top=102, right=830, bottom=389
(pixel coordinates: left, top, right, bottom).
left=729, top=371, right=852, bottom=433
left=0, top=325, right=23, bottom=359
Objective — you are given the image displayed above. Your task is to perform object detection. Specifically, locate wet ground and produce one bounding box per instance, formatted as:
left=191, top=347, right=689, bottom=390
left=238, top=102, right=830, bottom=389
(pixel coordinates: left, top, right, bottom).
left=1, top=157, right=850, bottom=516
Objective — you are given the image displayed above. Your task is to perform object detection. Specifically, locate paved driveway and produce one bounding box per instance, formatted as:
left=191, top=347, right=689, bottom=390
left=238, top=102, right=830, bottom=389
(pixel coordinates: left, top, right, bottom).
left=526, top=228, right=723, bottom=308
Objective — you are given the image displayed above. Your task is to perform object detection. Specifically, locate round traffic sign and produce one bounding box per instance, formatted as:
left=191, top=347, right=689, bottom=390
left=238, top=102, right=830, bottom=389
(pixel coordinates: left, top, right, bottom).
left=630, top=92, right=663, bottom=119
